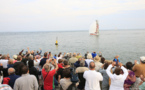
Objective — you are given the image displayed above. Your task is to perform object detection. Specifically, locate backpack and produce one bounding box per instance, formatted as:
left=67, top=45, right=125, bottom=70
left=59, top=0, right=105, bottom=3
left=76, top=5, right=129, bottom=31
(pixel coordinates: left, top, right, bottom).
left=70, top=67, right=79, bottom=83
left=67, top=83, right=78, bottom=90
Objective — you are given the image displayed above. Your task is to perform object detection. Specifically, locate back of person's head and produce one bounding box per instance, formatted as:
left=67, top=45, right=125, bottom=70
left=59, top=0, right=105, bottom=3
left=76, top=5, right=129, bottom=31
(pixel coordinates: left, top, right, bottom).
left=1, top=55, right=7, bottom=59
left=28, top=55, right=33, bottom=60
left=64, top=60, right=68, bottom=65
left=49, top=52, right=51, bottom=54
left=13, top=55, right=17, bottom=60
left=44, top=52, right=48, bottom=58
left=58, top=59, right=63, bottom=63
left=101, top=57, right=105, bottom=64
left=104, top=63, right=109, bottom=69
left=89, top=62, right=95, bottom=70
left=17, top=55, right=22, bottom=61
left=44, top=64, right=50, bottom=72
left=114, top=67, right=122, bottom=75
left=8, top=59, right=14, bottom=64
left=87, top=53, right=92, bottom=59
left=115, top=55, right=119, bottom=59
left=28, top=60, right=34, bottom=68
left=94, top=56, right=100, bottom=62
left=126, top=62, right=133, bottom=70
left=63, top=68, right=71, bottom=78
left=21, top=65, right=29, bottom=74
left=73, top=54, right=76, bottom=57
left=8, top=68, right=15, bottom=75
left=80, top=60, right=85, bottom=67
left=36, top=55, right=40, bottom=59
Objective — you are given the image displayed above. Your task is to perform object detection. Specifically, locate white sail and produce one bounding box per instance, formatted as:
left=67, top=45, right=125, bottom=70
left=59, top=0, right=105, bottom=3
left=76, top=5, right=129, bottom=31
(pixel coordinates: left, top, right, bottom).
left=89, top=20, right=99, bottom=35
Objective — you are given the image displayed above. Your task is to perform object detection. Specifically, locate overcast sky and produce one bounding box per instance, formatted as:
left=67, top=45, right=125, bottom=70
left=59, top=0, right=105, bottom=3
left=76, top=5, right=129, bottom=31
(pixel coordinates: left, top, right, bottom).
left=0, top=0, right=145, bottom=32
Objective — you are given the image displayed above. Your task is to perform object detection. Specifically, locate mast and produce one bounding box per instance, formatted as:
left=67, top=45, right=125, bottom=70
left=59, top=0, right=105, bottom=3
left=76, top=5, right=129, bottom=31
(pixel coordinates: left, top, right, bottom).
left=96, top=20, right=99, bottom=35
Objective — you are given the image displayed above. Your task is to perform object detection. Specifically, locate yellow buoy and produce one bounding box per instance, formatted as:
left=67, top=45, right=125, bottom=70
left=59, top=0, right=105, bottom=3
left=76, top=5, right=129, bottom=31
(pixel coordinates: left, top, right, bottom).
left=55, top=37, right=58, bottom=45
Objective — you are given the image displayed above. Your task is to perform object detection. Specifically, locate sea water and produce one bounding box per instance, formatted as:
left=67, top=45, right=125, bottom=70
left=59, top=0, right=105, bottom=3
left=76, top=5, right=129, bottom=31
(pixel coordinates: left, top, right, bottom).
left=0, top=30, right=145, bottom=64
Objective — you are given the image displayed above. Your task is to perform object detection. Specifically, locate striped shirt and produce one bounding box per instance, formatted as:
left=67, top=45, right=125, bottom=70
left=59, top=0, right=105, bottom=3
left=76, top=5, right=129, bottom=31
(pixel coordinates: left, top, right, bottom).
left=0, top=84, right=12, bottom=90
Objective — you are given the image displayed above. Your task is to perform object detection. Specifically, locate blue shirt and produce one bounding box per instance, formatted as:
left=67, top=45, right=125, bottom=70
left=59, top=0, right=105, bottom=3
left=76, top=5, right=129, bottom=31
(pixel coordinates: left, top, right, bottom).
left=8, top=74, right=20, bottom=88
left=113, top=58, right=120, bottom=62
left=92, top=53, right=97, bottom=58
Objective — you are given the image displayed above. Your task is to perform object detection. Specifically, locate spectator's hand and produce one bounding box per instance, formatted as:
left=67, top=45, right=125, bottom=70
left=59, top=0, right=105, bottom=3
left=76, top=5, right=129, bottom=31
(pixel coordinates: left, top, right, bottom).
left=54, top=59, right=57, bottom=63
left=46, top=59, right=49, bottom=63
left=124, top=84, right=131, bottom=88
left=140, top=75, right=144, bottom=81
left=27, top=47, right=29, bottom=50
left=101, top=64, right=105, bottom=68
left=118, top=62, right=122, bottom=67
left=134, top=60, right=138, bottom=64
left=0, top=63, right=3, bottom=66
left=76, top=70, right=78, bottom=73
left=112, top=61, right=116, bottom=67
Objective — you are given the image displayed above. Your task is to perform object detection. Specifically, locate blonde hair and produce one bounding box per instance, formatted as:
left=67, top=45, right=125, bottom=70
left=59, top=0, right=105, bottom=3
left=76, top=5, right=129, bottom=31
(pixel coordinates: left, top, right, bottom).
left=94, top=56, right=100, bottom=62
left=87, top=53, right=92, bottom=59
left=44, top=64, right=50, bottom=72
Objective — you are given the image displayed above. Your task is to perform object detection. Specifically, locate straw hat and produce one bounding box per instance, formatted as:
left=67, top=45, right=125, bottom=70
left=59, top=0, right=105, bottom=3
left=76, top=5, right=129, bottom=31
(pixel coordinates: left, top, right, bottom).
left=94, top=56, right=101, bottom=62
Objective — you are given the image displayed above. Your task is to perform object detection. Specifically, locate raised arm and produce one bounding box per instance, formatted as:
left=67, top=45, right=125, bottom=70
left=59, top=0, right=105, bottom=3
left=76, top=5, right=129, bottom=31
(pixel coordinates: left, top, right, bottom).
left=106, top=62, right=116, bottom=79
left=54, top=59, right=58, bottom=70
left=39, top=48, right=42, bottom=55
left=119, top=63, right=128, bottom=80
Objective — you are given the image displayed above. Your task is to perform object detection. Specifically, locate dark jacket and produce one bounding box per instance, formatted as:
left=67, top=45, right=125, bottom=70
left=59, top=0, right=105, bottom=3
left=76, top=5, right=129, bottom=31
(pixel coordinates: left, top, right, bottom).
left=13, top=61, right=25, bottom=76
left=8, top=74, right=20, bottom=88
left=29, top=67, right=39, bottom=82
left=74, top=61, right=88, bottom=68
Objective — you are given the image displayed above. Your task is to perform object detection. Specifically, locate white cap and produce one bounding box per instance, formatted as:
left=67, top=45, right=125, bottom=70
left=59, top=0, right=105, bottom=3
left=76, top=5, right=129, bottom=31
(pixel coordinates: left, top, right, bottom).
left=140, top=56, right=145, bottom=63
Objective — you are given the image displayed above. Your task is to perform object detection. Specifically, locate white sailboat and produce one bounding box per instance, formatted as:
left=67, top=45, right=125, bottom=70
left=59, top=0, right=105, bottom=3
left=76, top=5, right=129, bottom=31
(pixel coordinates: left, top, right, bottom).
left=89, top=20, right=99, bottom=35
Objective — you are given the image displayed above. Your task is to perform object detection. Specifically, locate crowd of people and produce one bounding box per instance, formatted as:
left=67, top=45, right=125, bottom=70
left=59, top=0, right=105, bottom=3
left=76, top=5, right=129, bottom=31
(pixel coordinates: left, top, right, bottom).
left=0, top=48, right=145, bottom=90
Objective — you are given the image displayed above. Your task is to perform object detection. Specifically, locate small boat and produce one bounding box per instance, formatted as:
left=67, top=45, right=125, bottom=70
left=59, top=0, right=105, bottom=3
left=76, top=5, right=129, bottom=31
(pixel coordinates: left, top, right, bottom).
left=89, top=20, right=99, bottom=35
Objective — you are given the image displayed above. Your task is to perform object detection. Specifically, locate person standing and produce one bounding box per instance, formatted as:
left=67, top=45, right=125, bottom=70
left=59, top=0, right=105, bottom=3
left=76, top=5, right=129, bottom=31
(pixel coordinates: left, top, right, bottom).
left=106, top=62, right=128, bottom=90
left=13, top=55, right=24, bottom=76
left=14, top=66, right=38, bottom=90
left=83, top=62, right=103, bottom=90
left=42, top=59, right=58, bottom=90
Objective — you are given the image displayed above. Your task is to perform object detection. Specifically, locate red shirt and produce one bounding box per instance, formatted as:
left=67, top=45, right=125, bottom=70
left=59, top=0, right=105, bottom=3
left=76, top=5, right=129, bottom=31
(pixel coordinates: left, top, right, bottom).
left=58, top=63, right=63, bottom=68
left=42, top=69, right=56, bottom=90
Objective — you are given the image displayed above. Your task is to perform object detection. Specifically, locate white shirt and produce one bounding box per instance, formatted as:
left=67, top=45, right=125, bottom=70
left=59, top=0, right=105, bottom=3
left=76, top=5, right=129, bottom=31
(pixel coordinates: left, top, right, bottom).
left=34, top=58, right=41, bottom=71
left=83, top=70, right=103, bottom=90
left=0, top=59, right=8, bottom=68
left=56, top=55, right=63, bottom=63
left=85, top=59, right=93, bottom=68
left=106, top=65, right=128, bottom=90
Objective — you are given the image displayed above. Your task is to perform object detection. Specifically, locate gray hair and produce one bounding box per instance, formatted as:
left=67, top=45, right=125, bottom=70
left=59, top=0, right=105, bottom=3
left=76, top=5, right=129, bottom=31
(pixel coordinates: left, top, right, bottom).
left=1, top=55, right=7, bottom=59
left=8, top=68, right=15, bottom=75
left=80, top=60, right=85, bottom=67
left=28, top=55, right=34, bottom=60
left=44, top=64, right=50, bottom=72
